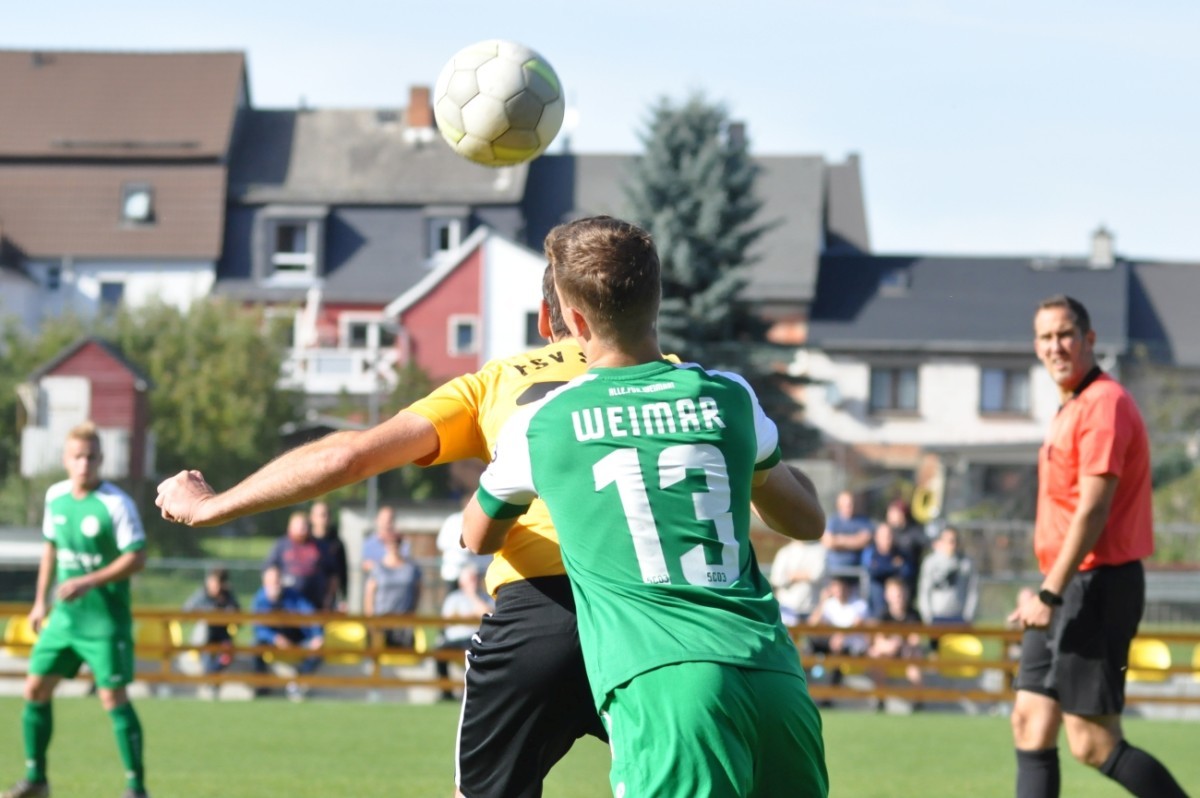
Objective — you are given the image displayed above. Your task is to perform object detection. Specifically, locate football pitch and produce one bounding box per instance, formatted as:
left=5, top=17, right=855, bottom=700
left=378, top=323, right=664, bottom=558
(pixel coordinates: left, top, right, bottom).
left=0, top=697, right=1195, bottom=797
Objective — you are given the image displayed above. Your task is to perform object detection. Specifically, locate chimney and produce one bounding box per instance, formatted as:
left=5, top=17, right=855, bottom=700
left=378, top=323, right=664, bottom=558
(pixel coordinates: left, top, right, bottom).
left=406, top=86, right=433, bottom=129
left=727, top=121, right=746, bottom=150
left=1089, top=225, right=1115, bottom=268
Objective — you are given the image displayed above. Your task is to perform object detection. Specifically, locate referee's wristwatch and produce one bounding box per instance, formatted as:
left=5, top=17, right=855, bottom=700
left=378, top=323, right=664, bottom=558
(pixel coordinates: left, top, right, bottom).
left=1037, top=588, right=1064, bottom=607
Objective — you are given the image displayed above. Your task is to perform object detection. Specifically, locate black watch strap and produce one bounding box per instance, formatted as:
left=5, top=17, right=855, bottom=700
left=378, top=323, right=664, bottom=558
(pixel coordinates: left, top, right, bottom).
left=1038, top=588, right=1064, bottom=607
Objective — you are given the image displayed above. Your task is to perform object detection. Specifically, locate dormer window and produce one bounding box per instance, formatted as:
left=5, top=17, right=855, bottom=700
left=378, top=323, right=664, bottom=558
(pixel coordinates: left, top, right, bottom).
left=121, top=183, right=155, bottom=225
left=257, top=207, right=327, bottom=284
left=425, top=205, right=469, bottom=257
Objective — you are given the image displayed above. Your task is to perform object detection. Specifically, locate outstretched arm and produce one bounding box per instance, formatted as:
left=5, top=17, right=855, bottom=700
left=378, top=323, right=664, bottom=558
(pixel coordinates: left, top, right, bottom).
left=156, top=410, right=440, bottom=527
left=752, top=463, right=826, bottom=541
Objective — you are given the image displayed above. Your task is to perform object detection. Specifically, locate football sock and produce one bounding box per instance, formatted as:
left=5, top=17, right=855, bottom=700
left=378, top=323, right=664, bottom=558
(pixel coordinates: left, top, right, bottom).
left=108, top=702, right=145, bottom=791
left=1099, top=739, right=1189, bottom=798
left=21, top=701, right=52, bottom=784
left=1015, top=747, right=1060, bottom=798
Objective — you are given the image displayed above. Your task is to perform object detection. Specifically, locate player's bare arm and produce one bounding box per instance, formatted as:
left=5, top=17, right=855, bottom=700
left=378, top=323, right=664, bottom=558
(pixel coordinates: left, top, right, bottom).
left=28, top=542, right=57, bottom=632
left=751, top=463, right=826, bottom=541
left=461, top=497, right=518, bottom=555
left=1008, top=472, right=1117, bottom=629
left=56, top=550, right=147, bottom=603
left=156, top=410, right=440, bottom=527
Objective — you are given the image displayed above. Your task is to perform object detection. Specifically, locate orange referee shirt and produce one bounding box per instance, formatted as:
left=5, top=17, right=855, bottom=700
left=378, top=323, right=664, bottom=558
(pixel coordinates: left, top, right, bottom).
left=1034, top=372, right=1154, bottom=574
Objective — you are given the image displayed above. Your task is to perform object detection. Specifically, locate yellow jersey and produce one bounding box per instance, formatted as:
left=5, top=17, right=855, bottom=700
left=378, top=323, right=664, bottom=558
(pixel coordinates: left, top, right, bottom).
left=407, top=340, right=589, bottom=595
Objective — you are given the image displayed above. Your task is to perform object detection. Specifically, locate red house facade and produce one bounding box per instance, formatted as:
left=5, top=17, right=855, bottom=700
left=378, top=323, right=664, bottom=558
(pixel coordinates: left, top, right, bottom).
left=20, top=337, right=152, bottom=481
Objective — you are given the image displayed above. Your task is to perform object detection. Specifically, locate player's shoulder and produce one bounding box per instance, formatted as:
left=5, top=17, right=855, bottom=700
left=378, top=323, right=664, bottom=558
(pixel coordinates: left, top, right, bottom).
left=44, top=479, right=72, bottom=503
left=94, top=481, right=138, bottom=512
left=488, top=340, right=586, bottom=376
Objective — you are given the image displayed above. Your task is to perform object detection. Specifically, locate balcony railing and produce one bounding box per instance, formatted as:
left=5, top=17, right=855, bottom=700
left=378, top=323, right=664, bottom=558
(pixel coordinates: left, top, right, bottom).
left=279, top=347, right=400, bottom=395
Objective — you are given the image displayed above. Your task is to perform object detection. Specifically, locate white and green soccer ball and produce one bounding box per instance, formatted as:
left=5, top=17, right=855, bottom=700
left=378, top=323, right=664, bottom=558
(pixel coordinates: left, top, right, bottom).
left=433, top=39, right=565, bottom=168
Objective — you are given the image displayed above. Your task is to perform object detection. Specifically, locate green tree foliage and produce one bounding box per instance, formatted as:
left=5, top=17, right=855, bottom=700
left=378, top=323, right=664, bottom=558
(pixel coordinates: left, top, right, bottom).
left=625, top=93, right=769, bottom=364
left=0, top=301, right=304, bottom=545
left=624, top=93, right=818, bottom=455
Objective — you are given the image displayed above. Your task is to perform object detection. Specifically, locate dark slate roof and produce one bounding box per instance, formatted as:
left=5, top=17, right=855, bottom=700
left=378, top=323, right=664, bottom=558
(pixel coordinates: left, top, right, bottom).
left=228, top=109, right=529, bottom=204
left=524, top=151, right=853, bottom=304
left=1129, top=260, right=1200, bottom=367
left=742, top=155, right=825, bottom=302
left=807, top=254, right=1130, bottom=354
left=825, top=154, right=871, bottom=254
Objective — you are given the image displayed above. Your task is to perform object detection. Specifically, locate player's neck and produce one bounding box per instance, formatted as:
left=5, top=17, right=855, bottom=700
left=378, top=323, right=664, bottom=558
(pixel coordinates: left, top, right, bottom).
left=583, top=336, right=663, bottom=370
left=71, top=478, right=100, bottom=498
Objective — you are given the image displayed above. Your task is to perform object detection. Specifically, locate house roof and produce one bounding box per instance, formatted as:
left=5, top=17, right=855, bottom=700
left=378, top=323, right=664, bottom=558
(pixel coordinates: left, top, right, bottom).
left=522, top=151, right=862, bottom=305
left=807, top=254, right=1130, bottom=354
left=30, top=336, right=151, bottom=387
left=0, top=50, right=247, bottom=160
left=384, top=225, right=491, bottom=317
left=0, top=163, right=227, bottom=258
left=1129, top=260, right=1200, bottom=368
left=228, top=108, right=529, bottom=204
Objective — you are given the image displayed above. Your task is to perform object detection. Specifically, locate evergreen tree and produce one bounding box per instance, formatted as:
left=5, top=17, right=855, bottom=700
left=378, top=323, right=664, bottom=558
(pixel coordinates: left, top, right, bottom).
left=624, top=93, right=769, bottom=366
left=624, top=93, right=818, bottom=454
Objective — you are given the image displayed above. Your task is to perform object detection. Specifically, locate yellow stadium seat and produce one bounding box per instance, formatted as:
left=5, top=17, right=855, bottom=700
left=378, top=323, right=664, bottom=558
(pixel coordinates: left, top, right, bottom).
left=2, top=615, right=39, bottom=658
left=937, top=633, right=984, bottom=679
left=323, top=620, right=368, bottom=665
left=134, top=619, right=183, bottom=656
left=1126, top=638, right=1171, bottom=683
left=1192, top=643, right=1200, bottom=684
left=376, top=626, right=429, bottom=667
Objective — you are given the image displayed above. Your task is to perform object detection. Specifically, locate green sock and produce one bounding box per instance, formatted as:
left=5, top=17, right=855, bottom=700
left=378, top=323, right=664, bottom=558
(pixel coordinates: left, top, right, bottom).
left=108, top=702, right=145, bottom=792
left=21, top=701, right=52, bottom=784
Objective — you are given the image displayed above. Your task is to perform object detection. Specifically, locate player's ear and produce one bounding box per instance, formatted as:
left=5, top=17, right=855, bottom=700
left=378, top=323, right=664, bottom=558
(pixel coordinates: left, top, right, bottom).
left=537, top=300, right=553, bottom=340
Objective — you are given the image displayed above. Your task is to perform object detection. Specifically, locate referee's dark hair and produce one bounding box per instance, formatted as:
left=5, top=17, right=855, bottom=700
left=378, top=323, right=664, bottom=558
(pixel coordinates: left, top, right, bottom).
left=1036, top=294, right=1091, bottom=335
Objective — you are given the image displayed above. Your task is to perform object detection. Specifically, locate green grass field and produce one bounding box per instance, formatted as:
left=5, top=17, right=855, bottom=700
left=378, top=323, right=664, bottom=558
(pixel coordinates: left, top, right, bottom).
left=0, top=697, right=1195, bottom=797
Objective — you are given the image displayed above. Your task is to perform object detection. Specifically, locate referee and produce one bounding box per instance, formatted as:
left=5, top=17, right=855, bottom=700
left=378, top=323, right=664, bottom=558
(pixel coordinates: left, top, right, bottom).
left=1008, top=295, right=1187, bottom=797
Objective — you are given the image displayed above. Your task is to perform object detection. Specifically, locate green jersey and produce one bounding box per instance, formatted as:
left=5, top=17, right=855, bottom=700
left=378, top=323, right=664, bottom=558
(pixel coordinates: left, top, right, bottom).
left=43, top=479, right=145, bottom=638
left=477, top=359, right=802, bottom=705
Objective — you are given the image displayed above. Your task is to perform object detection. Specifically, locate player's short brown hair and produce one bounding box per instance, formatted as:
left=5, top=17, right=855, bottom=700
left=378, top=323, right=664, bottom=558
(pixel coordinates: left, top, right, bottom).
left=541, top=264, right=569, bottom=340
left=545, top=215, right=660, bottom=348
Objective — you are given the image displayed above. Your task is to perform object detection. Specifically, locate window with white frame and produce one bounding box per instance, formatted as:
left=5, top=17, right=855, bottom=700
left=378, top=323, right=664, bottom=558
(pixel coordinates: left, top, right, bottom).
left=980, top=367, right=1031, bottom=415
left=271, top=221, right=318, bottom=277
left=428, top=217, right=463, bottom=255
left=448, top=315, right=479, bottom=356
left=339, top=314, right=397, bottom=351
left=869, top=366, right=919, bottom=413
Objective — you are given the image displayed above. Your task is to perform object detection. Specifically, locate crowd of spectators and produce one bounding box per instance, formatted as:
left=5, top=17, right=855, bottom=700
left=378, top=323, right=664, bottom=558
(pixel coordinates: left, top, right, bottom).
left=776, top=490, right=981, bottom=707
left=179, top=498, right=490, bottom=701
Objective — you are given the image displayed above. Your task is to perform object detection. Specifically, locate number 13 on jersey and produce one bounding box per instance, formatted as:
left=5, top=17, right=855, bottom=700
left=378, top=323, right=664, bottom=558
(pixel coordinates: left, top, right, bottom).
left=593, top=443, right=741, bottom=588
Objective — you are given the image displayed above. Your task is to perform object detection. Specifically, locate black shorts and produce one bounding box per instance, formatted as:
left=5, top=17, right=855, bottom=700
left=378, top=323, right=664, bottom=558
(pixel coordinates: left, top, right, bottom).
left=456, top=575, right=607, bottom=798
left=1015, top=560, right=1144, bottom=716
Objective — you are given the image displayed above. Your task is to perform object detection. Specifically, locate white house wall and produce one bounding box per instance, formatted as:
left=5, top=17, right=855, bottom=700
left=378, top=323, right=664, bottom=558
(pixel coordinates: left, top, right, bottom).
left=26, top=259, right=216, bottom=317
left=480, top=235, right=546, bottom=362
left=0, top=272, right=41, bottom=334
left=802, top=350, right=1061, bottom=449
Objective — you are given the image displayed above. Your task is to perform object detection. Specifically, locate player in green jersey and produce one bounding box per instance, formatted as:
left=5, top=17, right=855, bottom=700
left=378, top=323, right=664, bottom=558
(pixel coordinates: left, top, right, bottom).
left=463, top=215, right=829, bottom=798
left=2, top=422, right=150, bottom=798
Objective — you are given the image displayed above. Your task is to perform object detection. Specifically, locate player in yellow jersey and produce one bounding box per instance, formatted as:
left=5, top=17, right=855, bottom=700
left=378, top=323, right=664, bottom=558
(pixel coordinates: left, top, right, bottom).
left=158, top=264, right=824, bottom=797
left=160, top=269, right=601, bottom=797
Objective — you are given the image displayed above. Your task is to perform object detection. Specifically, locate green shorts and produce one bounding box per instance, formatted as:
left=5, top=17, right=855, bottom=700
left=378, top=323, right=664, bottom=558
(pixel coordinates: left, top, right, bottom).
left=29, top=617, right=135, bottom=690
left=601, top=662, right=828, bottom=798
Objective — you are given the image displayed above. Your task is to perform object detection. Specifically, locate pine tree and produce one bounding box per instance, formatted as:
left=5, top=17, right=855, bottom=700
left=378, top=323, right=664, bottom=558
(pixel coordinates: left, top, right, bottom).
left=624, top=94, right=818, bottom=454
left=624, top=94, right=769, bottom=366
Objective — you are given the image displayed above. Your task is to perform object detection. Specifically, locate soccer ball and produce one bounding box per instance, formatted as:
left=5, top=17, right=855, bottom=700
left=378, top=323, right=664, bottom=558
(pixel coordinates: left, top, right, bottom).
left=433, top=39, right=565, bottom=168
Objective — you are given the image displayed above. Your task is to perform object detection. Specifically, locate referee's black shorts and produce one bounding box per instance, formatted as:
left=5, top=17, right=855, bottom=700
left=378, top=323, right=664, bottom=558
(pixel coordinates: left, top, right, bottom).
left=456, top=575, right=607, bottom=798
left=1015, top=560, right=1144, bottom=716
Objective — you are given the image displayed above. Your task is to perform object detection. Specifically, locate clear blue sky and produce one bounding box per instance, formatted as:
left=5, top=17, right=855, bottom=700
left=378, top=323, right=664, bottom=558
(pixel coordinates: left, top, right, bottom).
left=6, top=0, right=1197, bottom=261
